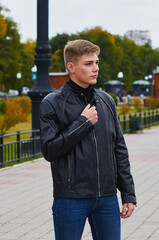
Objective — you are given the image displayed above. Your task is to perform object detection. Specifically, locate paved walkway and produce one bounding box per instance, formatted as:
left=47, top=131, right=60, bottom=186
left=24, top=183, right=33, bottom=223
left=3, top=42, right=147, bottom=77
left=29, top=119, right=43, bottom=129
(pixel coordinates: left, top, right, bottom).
left=0, top=126, right=159, bottom=240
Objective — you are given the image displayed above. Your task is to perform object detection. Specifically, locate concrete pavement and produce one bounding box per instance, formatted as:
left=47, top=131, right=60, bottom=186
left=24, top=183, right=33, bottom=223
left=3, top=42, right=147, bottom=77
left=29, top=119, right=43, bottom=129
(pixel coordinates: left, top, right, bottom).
left=0, top=126, right=159, bottom=240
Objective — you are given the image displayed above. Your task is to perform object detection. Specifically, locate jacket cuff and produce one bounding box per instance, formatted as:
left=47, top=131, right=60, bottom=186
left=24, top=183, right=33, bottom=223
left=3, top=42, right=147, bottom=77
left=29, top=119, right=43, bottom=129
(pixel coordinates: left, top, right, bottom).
left=121, top=193, right=137, bottom=205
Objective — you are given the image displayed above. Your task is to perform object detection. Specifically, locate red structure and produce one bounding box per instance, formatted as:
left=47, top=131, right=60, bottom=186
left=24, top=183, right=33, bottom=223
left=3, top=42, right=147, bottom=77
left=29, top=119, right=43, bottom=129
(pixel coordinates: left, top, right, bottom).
left=152, top=72, right=159, bottom=98
left=50, top=72, right=69, bottom=90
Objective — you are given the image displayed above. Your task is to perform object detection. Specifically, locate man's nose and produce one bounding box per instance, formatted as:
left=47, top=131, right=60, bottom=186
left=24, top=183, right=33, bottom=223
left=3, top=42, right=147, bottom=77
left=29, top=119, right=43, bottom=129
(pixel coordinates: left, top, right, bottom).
left=93, top=64, right=99, bottom=72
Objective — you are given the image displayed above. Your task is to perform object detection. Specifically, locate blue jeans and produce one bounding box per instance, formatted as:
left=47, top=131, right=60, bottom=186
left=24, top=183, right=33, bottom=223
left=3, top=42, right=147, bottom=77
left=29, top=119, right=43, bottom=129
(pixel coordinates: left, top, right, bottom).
left=52, top=194, right=121, bottom=240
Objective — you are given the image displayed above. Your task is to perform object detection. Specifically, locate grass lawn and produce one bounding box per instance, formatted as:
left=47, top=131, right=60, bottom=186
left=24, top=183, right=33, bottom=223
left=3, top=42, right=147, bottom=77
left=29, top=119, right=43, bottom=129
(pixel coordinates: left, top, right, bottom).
left=6, top=114, right=32, bottom=134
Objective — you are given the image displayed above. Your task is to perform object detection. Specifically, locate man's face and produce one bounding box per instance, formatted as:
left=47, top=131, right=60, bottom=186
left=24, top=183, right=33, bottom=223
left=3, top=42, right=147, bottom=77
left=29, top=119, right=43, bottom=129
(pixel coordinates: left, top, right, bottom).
left=68, top=53, right=99, bottom=88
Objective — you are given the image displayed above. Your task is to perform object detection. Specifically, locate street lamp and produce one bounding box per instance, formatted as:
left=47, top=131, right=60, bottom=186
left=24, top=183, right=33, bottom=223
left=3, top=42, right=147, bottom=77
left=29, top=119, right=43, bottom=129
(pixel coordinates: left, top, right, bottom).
left=16, top=72, right=22, bottom=96
left=16, top=72, right=21, bottom=80
left=144, top=75, right=152, bottom=81
left=148, top=74, right=152, bottom=80
left=31, top=65, right=37, bottom=81
left=117, top=72, right=124, bottom=101
left=28, top=0, right=54, bottom=131
left=117, top=71, right=124, bottom=80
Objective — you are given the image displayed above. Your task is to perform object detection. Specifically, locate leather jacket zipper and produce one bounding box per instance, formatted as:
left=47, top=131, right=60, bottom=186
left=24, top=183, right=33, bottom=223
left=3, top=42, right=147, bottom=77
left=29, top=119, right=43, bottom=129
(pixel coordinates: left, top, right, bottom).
left=68, top=119, right=90, bottom=136
left=68, top=156, right=71, bottom=188
left=93, top=128, right=101, bottom=197
left=82, top=94, right=101, bottom=197
left=112, top=151, right=117, bottom=174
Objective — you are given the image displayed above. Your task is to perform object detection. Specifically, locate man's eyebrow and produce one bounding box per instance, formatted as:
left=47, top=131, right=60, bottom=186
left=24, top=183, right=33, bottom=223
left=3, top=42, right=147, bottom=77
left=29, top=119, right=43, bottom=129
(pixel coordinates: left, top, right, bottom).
left=84, top=59, right=99, bottom=63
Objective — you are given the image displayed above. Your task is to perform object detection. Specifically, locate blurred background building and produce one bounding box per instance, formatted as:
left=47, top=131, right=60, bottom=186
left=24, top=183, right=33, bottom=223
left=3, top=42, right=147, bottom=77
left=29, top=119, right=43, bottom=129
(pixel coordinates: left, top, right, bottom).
left=125, top=30, right=152, bottom=46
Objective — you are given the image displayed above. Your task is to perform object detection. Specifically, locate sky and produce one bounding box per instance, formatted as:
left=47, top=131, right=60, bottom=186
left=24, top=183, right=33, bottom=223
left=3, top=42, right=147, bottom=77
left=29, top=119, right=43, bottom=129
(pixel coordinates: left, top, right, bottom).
left=2, top=0, right=159, bottom=48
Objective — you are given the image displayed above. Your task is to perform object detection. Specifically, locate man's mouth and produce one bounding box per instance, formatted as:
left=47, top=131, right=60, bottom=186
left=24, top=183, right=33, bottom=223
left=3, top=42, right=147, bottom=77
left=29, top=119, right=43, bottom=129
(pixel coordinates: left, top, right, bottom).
left=91, top=75, right=98, bottom=78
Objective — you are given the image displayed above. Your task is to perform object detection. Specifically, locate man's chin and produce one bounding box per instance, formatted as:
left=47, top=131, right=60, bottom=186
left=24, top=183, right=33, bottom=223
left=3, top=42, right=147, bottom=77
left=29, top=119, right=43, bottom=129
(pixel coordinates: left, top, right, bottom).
left=90, top=79, right=97, bottom=85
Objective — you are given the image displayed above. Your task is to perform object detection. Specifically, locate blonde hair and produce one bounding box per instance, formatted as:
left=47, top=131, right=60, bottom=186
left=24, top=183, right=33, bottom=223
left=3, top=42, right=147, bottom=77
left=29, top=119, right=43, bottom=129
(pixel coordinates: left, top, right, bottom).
left=64, top=39, right=100, bottom=66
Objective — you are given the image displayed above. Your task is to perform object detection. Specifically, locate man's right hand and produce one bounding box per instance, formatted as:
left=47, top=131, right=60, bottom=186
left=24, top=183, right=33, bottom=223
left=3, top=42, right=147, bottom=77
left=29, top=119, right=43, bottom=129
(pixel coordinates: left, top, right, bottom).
left=81, top=104, right=98, bottom=125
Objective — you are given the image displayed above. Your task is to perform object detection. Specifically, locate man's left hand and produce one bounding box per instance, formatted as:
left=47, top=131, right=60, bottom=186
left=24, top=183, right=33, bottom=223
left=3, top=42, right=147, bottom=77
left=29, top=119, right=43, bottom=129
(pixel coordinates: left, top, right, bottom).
left=120, top=203, right=135, bottom=219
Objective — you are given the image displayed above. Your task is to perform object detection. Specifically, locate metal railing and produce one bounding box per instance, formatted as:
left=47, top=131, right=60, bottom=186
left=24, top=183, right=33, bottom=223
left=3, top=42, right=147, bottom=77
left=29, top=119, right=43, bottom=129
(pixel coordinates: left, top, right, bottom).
left=0, top=109, right=159, bottom=167
left=119, top=109, right=159, bottom=133
left=0, top=130, right=41, bottom=167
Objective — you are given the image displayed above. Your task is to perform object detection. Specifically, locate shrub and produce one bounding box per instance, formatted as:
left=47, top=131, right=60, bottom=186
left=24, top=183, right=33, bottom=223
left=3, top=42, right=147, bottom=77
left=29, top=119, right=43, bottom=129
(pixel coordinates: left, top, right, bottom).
left=108, top=92, right=118, bottom=106
left=119, top=103, right=130, bottom=115
left=0, top=99, right=6, bottom=114
left=132, top=97, right=143, bottom=112
left=0, top=97, right=31, bottom=134
left=145, top=97, right=159, bottom=109
left=12, top=97, right=31, bottom=115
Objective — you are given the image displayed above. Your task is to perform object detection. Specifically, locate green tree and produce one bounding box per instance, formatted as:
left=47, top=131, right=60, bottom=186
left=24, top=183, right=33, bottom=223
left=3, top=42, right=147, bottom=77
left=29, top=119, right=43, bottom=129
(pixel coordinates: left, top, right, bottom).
left=50, top=49, right=65, bottom=72
left=0, top=3, right=36, bottom=91
left=20, top=39, right=36, bottom=88
left=50, top=33, right=71, bottom=54
left=0, top=4, right=22, bottom=91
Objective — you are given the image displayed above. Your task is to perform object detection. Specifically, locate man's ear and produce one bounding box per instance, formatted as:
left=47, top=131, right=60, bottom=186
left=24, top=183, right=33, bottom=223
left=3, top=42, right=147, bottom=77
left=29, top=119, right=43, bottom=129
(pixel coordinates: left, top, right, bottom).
left=67, top=62, right=75, bottom=73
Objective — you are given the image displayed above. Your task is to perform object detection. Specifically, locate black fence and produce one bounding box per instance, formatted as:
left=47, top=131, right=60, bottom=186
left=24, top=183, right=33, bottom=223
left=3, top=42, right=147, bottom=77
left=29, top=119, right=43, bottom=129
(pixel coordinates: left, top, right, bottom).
left=0, top=109, right=159, bottom=167
left=119, top=109, right=159, bottom=133
left=0, top=130, right=41, bottom=167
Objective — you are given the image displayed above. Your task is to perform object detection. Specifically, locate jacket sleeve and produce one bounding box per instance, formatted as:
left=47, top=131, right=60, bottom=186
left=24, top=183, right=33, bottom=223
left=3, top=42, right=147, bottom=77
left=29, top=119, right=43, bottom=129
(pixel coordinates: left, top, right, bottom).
left=114, top=111, right=136, bottom=205
left=40, top=98, right=94, bottom=162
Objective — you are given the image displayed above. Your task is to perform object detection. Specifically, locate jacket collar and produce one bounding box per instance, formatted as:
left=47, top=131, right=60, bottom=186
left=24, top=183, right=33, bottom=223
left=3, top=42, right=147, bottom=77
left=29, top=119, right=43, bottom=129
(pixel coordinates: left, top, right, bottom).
left=64, top=79, right=94, bottom=97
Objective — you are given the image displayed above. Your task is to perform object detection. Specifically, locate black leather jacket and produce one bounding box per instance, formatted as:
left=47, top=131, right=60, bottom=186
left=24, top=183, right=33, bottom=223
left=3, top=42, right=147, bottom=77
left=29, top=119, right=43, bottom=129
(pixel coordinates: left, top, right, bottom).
left=40, top=83, right=136, bottom=204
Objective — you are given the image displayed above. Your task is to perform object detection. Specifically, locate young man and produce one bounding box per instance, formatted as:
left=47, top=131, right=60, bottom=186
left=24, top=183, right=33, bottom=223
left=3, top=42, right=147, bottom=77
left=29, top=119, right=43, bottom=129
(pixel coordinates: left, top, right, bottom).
left=40, top=40, right=136, bottom=240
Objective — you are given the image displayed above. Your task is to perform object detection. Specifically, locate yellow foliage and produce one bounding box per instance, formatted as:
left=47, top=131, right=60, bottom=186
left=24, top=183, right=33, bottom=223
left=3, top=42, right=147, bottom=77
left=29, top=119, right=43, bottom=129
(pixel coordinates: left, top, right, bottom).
left=0, top=97, right=31, bottom=134
left=109, top=33, right=115, bottom=45
left=132, top=97, right=143, bottom=112
left=146, top=97, right=159, bottom=109
left=119, top=103, right=130, bottom=115
left=23, top=39, right=36, bottom=55
left=0, top=15, right=7, bottom=38
left=81, top=26, right=115, bottom=45
left=12, top=97, right=31, bottom=115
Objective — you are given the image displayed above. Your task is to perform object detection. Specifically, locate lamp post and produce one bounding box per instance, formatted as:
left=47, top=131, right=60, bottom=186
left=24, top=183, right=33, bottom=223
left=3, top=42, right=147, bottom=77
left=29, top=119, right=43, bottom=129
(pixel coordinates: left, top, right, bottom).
left=117, top=71, right=124, bottom=80
left=148, top=74, right=152, bottom=80
left=144, top=74, right=152, bottom=81
left=31, top=65, right=37, bottom=81
left=16, top=72, right=22, bottom=96
left=117, top=72, right=124, bottom=101
left=28, top=0, right=54, bottom=131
